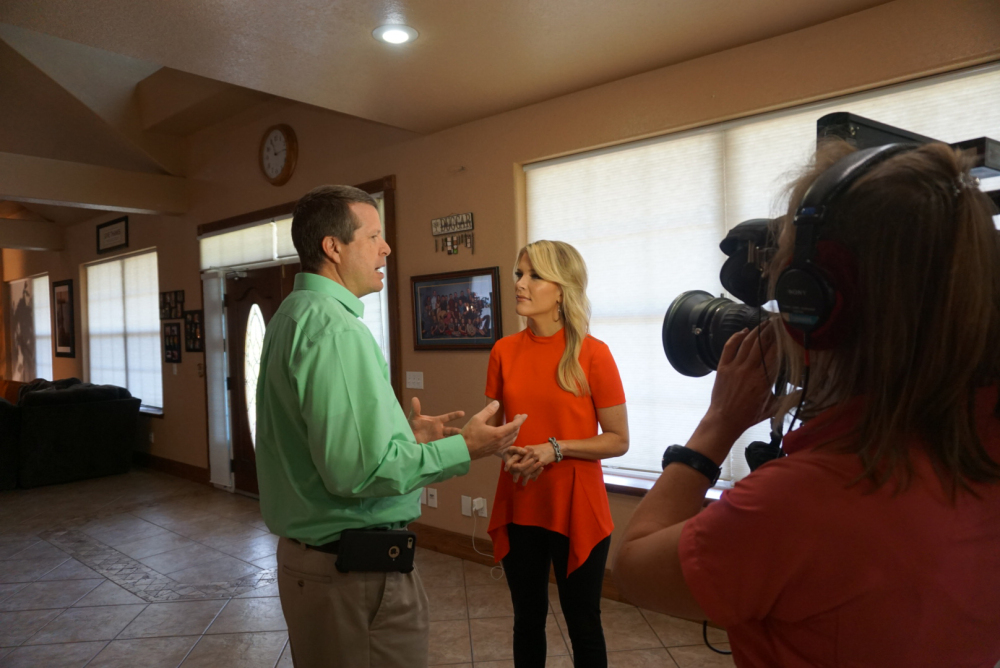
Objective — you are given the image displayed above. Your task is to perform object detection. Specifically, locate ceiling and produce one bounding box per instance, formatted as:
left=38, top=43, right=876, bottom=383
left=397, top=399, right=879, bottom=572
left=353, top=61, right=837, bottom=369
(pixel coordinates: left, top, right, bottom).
left=0, top=0, right=891, bottom=134
left=0, top=0, right=894, bottom=237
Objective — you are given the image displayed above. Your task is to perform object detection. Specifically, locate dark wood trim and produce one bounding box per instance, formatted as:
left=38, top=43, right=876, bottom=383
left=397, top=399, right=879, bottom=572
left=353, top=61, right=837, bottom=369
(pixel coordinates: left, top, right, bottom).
left=197, top=201, right=296, bottom=238
left=133, top=451, right=211, bottom=485
left=354, top=175, right=396, bottom=194
left=604, top=472, right=654, bottom=498
left=410, top=521, right=628, bottom=604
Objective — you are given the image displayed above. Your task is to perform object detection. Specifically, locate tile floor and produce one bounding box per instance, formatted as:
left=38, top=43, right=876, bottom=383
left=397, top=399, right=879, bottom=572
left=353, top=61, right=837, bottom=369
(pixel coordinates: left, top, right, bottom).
left=0, top=470, right=734, bottom=667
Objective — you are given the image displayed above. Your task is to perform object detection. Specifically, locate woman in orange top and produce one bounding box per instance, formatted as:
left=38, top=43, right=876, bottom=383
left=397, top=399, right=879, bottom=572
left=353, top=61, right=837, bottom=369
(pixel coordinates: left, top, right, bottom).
left=485, top=240, right=629, bottom=668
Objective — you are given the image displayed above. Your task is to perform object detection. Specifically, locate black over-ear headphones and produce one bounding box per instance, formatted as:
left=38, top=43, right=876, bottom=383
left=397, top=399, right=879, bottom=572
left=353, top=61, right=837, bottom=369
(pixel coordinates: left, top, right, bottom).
left=774, top=143, right=915, bottom=349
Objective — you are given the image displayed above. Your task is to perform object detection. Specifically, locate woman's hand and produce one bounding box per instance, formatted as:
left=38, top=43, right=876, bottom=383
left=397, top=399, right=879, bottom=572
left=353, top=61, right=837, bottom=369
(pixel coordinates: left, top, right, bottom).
left=506, top=443, right=556, bottom=484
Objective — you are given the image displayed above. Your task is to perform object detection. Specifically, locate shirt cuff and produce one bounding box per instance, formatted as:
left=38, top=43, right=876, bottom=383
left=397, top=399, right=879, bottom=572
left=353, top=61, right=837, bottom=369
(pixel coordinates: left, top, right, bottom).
left=432, top=434, right=472, bottom=478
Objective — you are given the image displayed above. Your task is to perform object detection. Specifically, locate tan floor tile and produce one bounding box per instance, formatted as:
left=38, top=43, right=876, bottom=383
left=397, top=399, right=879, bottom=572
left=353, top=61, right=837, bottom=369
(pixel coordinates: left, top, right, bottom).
left=215, top=534, right=279, bottom=563
left=38, top=559, right=101, bottom=581
left=0, top=579, right=103, bottom=611
left=0, top=608, right=63, bottom=647
left=119, top=599, right=227, bottom=638
left=0, top=556, right=69, bottom=583
left=418, top=555, right=465, bottom=589
left=667, top=644, right=735, bottom=667
left=594, top=608, right=662, bottom=652
left=85, top=518, right=171, bottom=547
left=0, top=540, right=40, bottom=560
left=168, top=555, right=261, bottom=585
left=467, top=584, right=513, bottom=618
left=275, top=640, right=292, bottom=668
left=463, top=560, right=507, bottom=587
left=2, top=540, right=68, bottom=562
left=180, top=631, right=288, bottom=668
left=0, top=640, right=106, bottom=667
left=87, top=635, right=199, bottom=668
left=607, top=648, right=681, bottom=667
left=73, top=581, right=146, bottom=607
left=475, top=660, right=573, bottom=668
left=469, top=614, right=567, bottom=663
left=206, top=597, right=287, bottom=634
left=640, top=610, right=728, bottom=648
left=0, top=647, right=10, bottom=661
left=0, top=584, right=26, bottom=603
left=138, top=543, right=227, bottom=575
left=237, top=581, right=280, bottom=598
left=24, top=604, right=146, bottom=644
left=428, top=619, right=472, bottom=665
left=427, top=585, right=468, bottom=621
left=113, top=532, right=195, bottom=560
left=250, top=554, right=277, bottom=570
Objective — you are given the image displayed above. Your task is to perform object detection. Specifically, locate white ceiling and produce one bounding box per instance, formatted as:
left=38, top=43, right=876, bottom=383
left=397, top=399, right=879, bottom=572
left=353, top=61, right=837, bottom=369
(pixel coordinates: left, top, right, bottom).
left=0, top=0, right=892, bottom=134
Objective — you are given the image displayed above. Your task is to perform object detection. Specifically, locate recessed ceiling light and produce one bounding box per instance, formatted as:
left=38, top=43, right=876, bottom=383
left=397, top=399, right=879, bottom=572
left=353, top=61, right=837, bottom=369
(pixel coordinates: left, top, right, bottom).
left=373, top=25, right=418, bottom=44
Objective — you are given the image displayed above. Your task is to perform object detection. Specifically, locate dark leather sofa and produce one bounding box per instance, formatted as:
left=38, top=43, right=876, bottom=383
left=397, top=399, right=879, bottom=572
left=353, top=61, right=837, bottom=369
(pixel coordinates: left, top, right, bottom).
left=0, top=378, right=141, bottom=490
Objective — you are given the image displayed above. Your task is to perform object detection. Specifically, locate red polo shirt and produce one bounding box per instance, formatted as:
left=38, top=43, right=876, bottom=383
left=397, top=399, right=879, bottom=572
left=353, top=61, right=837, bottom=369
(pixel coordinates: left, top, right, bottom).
left=680, top=387, right=1000, bottom=667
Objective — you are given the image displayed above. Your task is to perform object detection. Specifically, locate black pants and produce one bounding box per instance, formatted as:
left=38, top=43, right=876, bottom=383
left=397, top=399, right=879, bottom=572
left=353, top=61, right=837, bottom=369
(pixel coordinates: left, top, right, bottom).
left=501, top=523, right=611, bottom=667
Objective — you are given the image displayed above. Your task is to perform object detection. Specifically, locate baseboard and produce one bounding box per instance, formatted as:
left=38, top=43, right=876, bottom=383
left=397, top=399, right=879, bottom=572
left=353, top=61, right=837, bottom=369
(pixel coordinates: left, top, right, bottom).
left=132, top=451, right=211, bottom=485
left=410, top=521, right=627, bottom=604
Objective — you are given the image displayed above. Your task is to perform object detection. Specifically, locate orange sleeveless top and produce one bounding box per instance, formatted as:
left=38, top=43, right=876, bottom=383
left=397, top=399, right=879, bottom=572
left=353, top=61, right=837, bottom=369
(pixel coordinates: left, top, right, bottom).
left=485, top=327, right=626, bottom=575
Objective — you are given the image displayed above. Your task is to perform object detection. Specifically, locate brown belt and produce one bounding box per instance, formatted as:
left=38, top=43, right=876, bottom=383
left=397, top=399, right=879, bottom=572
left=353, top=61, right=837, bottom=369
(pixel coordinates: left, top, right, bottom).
left=291, top=538, right=339, bottom=554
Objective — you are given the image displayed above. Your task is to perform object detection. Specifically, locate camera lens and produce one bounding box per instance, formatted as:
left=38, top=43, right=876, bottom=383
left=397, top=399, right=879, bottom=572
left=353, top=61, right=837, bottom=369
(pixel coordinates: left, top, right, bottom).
left=662, top=291, right=765, bottom=377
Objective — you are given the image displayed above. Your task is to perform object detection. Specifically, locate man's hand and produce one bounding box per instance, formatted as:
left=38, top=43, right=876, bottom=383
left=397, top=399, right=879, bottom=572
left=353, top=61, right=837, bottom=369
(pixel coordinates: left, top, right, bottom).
left=461, top=401, right=527, bottom=460
left=408, top=397, right=465, bottom=444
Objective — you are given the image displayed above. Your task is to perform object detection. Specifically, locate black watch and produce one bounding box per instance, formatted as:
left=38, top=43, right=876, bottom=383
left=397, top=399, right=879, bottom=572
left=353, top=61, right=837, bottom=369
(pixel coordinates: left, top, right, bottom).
left=661, top=445, right=721, bottom=486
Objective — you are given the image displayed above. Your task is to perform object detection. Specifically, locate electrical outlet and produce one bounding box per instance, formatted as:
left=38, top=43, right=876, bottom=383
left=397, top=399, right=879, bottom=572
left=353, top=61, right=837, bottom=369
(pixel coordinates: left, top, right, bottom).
left=461, top=495, right=472, bottom=516
left=420, top=489, right=427, bottom=505
left=405, top=371, right=424, bottom=389
left=473, top=497, right=487, bottom=517
left=427, top=488, right=438, bottom=508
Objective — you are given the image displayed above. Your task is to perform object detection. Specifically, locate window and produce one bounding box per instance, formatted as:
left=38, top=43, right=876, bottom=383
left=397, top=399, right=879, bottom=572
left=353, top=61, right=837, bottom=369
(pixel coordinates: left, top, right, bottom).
left=7, top=274, right=52, bottom=382
left=87, top=251, right=163, bottom=409
left=526, top=65, right=1000, bottom=480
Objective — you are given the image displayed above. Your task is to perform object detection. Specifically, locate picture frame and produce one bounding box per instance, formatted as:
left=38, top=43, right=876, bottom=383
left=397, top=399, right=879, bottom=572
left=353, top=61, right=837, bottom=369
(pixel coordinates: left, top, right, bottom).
left=96, top=216, right=129, bottom=254
left=184, top=310, right=204, bottom=353
left=159, top=290, right=185, bottom=320
left=412, top=267, right=502, bottom=351
left=163, top=322, right=182, bottom=363
left=52, top=279, right=75, bottom=358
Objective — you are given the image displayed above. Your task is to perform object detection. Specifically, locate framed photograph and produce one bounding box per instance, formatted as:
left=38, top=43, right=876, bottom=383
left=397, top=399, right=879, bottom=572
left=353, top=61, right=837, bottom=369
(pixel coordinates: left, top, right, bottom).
left=52, top=279, right=75, bottom=358
left=96, top=216, right=129, bottom=254
left=184, top=310, right=204, bottom=353
left=412, top=267, right=502, bottom=350
left=159, top=290, right=185, bottom=319
left=164, top=322, right=182, bottom=363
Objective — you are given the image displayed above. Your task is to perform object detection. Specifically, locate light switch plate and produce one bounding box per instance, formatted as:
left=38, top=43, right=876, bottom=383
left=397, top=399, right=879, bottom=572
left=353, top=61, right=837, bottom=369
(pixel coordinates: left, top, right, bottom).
left=461, top=495, right=472, bottom=516
left=406, top=371, right=424, bottom=389
left=427, top=488, right=438, bottom=508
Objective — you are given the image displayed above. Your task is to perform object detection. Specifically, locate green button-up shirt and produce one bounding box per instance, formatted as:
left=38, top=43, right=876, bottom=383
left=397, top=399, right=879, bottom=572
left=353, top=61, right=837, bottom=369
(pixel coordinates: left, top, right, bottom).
left=255, top=272, right=470, bottom=545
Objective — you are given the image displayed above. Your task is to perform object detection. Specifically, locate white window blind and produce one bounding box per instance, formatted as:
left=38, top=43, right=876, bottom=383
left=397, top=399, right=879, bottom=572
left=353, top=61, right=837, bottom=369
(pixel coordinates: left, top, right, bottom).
left=87, top=251, right=163, bottom=409
left=199, top=195, right=393, bottom=366
left=7, top=275, right=52, bottom=383
left=526, top=65, right=1000, bottom=480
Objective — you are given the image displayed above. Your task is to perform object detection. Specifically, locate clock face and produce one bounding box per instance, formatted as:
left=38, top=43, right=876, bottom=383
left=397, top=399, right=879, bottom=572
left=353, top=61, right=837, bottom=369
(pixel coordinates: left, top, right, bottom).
left=262, top=129, right=288, bottom=180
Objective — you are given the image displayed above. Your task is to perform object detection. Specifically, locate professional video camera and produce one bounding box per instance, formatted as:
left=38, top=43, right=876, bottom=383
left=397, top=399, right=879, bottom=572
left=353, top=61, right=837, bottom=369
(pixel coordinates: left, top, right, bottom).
left=661, top=113, right=1000, bottom=471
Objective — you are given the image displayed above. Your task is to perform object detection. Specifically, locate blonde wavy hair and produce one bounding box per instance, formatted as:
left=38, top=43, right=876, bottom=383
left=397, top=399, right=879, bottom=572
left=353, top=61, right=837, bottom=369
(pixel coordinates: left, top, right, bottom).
left=518, top=240, right=592, bottom=396
left=767, top=139, right=1000, bottom=497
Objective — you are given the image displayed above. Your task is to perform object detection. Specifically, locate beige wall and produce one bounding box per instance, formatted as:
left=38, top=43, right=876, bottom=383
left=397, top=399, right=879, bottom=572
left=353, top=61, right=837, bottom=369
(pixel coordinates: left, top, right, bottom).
left=4, top=0, right=999, bottom=553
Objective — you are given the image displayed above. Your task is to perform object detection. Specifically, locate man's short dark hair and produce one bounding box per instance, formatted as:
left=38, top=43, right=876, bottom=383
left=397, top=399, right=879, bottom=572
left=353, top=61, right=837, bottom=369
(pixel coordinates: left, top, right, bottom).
left=291, top=185, right=378, bottom=272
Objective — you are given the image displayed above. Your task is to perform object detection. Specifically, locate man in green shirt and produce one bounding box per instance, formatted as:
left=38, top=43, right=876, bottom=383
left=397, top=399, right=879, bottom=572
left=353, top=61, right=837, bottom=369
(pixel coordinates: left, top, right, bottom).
left=256, top=185, right=526, bottom=668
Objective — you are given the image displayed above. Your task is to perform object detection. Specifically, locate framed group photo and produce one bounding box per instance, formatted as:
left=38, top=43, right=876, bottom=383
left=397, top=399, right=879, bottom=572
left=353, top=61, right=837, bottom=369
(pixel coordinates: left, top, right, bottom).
left=411, top=267, right=502, bottom=351
left=160, top=290, right=185, bottom=319
left=163, top=322, right=182, bottom=363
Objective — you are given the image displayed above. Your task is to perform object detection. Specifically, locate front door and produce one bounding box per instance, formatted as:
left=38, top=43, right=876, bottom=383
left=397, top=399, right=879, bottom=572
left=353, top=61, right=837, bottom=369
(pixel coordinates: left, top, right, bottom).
left=225, top=264, right=298, bottom=495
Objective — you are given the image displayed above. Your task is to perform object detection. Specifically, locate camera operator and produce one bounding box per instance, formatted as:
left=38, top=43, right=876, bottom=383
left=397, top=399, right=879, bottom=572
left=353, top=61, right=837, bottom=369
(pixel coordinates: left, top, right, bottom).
left=613, top=140, right=1000, bottom=666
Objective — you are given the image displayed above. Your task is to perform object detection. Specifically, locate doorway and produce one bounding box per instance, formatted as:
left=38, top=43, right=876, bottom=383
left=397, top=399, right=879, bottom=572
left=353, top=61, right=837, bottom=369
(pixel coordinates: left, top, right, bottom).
left=224, top=264, right=298, bottom=495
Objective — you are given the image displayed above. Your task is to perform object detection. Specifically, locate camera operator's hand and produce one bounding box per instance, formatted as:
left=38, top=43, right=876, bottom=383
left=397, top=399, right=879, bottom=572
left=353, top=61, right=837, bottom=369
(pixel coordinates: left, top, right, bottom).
left=700, top=322, right=778, bottom=462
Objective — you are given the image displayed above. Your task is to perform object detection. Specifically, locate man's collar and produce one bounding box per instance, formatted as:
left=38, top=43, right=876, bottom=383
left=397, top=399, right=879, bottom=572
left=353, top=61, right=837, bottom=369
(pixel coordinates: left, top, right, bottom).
left=293, top=272, right=365, bottom=318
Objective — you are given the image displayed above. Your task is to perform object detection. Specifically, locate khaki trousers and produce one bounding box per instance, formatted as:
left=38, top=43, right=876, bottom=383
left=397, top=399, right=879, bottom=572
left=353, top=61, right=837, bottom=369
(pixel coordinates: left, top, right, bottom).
left=276, top=537, right=429, bottom=668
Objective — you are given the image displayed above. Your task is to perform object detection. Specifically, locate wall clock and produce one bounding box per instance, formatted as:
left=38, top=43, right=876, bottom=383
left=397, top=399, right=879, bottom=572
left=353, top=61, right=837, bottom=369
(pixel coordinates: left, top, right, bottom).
left=259, top=124, right=298, bottom=186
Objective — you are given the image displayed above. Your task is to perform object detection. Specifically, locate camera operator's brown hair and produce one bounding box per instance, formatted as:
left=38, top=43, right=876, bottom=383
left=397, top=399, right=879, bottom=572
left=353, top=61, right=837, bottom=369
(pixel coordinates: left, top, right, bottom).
left=768, top=139, right=1000, bottom=497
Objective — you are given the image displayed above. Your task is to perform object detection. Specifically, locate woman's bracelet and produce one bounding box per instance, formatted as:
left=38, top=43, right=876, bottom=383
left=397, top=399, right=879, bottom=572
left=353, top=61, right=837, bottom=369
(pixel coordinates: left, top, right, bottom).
left=548, top=437, right=564, bottom=463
